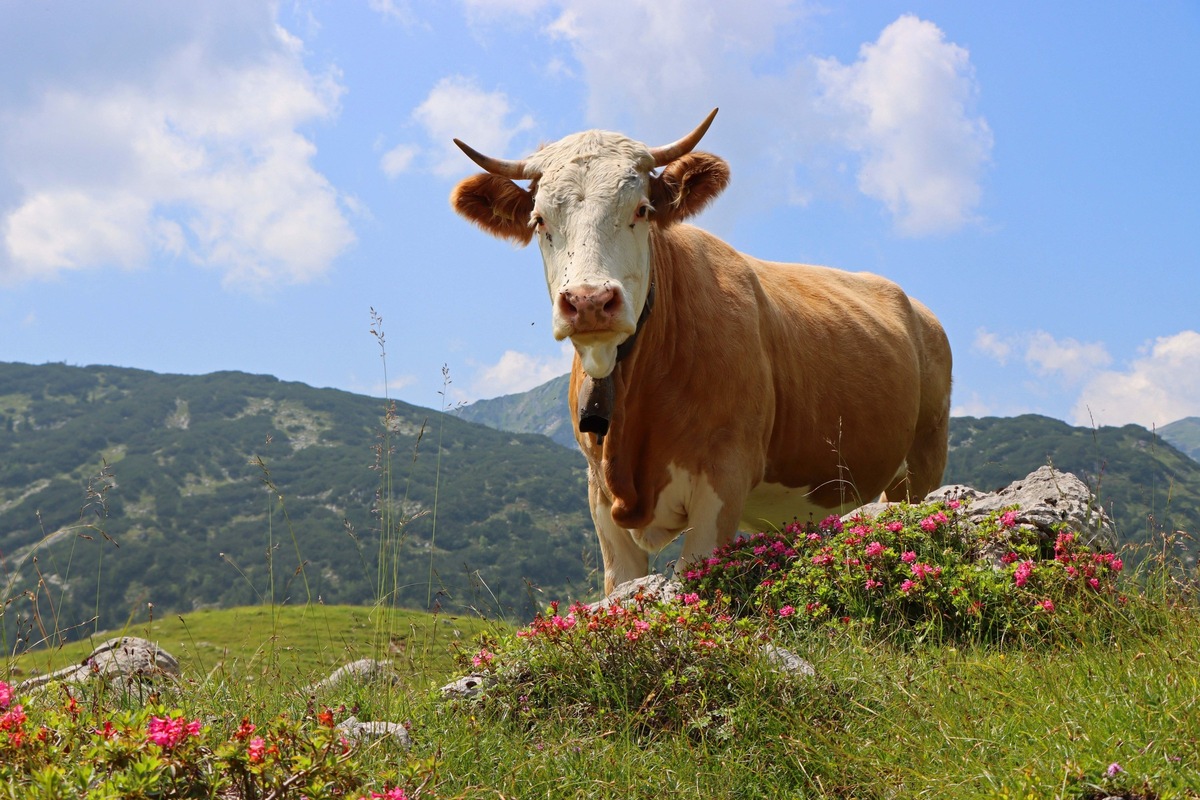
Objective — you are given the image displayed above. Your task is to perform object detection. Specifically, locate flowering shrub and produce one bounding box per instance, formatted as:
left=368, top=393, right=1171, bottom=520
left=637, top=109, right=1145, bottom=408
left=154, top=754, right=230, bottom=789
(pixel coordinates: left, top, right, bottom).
left=0, top=681, right=430, bottom=799
left=682, top=501, right=1128, bottom=645
left=470, top=593, right=796, bottom=738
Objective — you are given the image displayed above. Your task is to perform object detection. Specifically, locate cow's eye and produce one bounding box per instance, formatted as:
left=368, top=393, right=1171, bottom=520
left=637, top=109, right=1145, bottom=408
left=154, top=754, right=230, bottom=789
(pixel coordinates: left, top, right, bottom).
left=635, top=204, right=650, bottom=219
left=533, top=214, right=546, bottom=229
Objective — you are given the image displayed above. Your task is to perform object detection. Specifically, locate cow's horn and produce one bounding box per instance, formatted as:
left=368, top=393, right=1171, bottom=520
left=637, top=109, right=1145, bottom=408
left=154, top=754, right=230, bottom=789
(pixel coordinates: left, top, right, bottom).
left=453, top=139, right=532, bottom=180
left=648, top=108, right=719, bottom=167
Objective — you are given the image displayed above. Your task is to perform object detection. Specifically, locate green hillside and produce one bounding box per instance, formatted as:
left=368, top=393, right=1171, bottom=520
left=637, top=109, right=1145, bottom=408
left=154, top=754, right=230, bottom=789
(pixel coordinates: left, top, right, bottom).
left=947, top=414, right=1200, bottom=547
left=0, top=361, right=594, bottom=651
left=449, top=375, right=1200, bottom=550
left=1161, top=416, right=1200, bottom=462
left=457, top=374, right=575, bottom=448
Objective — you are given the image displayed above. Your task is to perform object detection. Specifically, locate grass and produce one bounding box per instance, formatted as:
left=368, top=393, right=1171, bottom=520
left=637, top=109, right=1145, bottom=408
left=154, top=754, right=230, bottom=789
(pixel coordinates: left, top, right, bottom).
left=3, top=318, right=1197, bottom=797
left=6, top=604, right=496, bottom=690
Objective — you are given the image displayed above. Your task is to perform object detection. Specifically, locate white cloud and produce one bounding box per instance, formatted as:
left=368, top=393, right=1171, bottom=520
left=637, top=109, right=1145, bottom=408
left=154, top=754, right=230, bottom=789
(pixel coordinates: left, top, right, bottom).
left=1072, top=331, right=1200, bottom=429
left=974, top=328, right=1111, bottom=385
left=0, top=3, right=354, bottom=290
left=972, top=328, right=1012, bottom=365
left=1023, top=331, right=1112, bottom=385
left=471, top=343, right=573, bottom=398
left=367, top=0, right=418, bottom=26
left=816, top=15, right=992, bottom=235
left=380, top=143, right=419, bottom=178
left=465, top=4, right=987, bottom=235
left=409, top=76, right=535, bottom=177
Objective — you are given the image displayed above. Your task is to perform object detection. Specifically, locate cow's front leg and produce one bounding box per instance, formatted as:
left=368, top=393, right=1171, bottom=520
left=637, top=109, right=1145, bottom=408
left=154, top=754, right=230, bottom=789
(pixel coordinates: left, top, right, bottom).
left=590, top=472, right=648, bottom=595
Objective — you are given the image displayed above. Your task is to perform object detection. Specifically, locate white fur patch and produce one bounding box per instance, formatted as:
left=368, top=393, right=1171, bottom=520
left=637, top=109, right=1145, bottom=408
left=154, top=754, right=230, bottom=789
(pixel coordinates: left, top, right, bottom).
left=630, top=463, right=725, bottom=553
left=740, top=481, right=833, bottom=533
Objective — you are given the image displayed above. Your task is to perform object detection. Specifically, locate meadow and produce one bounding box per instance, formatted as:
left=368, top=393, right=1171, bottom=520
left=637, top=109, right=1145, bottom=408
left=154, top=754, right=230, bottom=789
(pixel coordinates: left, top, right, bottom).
left=3, top=501, right=1199, bottom=799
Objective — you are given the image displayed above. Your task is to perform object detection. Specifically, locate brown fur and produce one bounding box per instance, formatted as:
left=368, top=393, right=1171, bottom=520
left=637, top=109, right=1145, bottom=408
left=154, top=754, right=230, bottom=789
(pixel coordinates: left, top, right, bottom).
left=450, top=128, right=952, bottom=595
left=450, top=174, right=535, bottom=244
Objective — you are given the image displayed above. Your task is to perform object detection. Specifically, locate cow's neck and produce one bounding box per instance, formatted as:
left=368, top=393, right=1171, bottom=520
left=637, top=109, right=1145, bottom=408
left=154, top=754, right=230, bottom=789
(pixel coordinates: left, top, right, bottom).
left=576, top=267, right=656, bottom=442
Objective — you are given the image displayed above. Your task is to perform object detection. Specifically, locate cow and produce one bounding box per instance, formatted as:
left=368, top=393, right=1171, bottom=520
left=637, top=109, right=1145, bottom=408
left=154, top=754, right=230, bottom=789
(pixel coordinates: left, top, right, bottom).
left=450, top=109, right=952, bottom=595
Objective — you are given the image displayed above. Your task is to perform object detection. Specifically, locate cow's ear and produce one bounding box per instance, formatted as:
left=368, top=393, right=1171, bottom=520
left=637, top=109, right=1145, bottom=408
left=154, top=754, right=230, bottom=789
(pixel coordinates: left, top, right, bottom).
left=650, top=152, right=730, bottom=226
left=450, top=174, right=535, bottom=245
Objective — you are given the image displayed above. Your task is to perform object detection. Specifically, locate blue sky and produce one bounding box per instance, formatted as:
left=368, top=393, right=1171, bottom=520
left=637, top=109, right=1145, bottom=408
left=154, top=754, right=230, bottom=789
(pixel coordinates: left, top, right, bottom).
left=1, top=1, right=1197, bottom=429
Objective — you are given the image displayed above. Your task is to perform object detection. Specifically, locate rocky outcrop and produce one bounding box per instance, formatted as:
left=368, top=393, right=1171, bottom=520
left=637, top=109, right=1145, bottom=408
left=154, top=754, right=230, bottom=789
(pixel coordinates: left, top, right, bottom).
left=16, top=637, right=179, bottom=693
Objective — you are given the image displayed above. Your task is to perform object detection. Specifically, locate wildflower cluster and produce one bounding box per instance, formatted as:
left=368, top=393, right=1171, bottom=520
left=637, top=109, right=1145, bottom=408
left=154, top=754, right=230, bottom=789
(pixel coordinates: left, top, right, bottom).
left=471, top=593, right=791, bottom=737
left=682, top=500, right=1130, bottom=645
left=0, top=681, right=429, bottom=799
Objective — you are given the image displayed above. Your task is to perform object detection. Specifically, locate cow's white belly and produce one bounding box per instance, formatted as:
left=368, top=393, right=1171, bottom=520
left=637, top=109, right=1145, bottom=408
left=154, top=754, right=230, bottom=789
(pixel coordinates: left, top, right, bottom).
left=740, top=481, right=842, bottom=533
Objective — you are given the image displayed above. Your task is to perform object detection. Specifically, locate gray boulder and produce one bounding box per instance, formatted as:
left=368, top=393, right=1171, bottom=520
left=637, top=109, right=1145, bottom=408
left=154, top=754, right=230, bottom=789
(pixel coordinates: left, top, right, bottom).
left=305, top=658, right=399, bottom=694
left=948, top=466, right=1116, bottom=550
left=16, top=636, right=179, bottom=693
left=336, top=715, right=411, bottom=749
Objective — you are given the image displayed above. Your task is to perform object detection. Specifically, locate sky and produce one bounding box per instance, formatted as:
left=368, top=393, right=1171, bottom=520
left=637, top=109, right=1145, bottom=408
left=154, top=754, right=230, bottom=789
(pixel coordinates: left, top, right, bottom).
left=1, top=1, right=1197, bottom=430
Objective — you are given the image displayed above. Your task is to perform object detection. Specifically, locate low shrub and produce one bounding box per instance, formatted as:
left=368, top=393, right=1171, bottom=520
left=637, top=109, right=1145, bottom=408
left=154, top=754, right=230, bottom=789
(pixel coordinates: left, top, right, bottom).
left=0, top=680, right=428, bottom=799
left=681, top=500, right=1130, bottom=645
left=467, top=592, right=806, bottom=739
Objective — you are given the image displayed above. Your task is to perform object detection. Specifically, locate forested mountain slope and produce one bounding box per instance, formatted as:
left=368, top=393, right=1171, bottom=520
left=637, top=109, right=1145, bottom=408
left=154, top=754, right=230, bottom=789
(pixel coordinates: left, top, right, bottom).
left=0, top=362, right=593, bottom=647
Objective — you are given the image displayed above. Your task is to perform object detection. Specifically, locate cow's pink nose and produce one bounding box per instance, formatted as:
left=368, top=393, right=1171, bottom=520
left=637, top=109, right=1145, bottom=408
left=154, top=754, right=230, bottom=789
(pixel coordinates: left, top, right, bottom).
left=559, top=285, right=623, bottom=332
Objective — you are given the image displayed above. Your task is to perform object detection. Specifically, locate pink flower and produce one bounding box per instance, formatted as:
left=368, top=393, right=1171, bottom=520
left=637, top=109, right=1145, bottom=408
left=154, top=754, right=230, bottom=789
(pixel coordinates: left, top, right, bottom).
left=1110, top=557, right=1124, bottom=572
left=1039, top=599, right=1055, bottom=613
left=1106, top=762, right=1123, bottom=777
left=680, top=592, right=701, bottom=606
left=999, top=510, right=1019, bottom=529
left=248, top=736, right=266, bottom=763
left=778, top=605, right=796, bottom=617
left=0, top=681, right=11, bottom=710
left=910, top=562, right=940, bottom=581
left=885, top=521, right=904, bottom=533
left=864, top=579, right=883, bottom=591
left=472, top=648, right=495, bottom=668
left=920, top=512, right=948, bottom=532
left=1014, top=560, right=1034, bottom=588
left=901, top=551, right=917, bottom=564
left=819, top=515, right=843, bottom=533
left=1088, top=577, right=1101, bottom=590
left=147, top=714, right=201, bottom=749
left=0, top=704, right=26, bottom=731
left=900, top=579, right=915, bottom=594
left=864, top=541, right=884, bottom=559
left=947, top=499, right=962, bottom=510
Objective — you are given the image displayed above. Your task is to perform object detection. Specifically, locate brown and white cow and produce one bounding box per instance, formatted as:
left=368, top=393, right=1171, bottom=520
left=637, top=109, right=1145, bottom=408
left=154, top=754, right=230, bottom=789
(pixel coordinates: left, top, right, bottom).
left=451, top=109, right=952, bottom=595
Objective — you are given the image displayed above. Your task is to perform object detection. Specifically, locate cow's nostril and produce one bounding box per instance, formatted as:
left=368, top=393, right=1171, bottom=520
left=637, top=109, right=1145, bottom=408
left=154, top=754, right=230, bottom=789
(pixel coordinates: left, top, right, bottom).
left=603, top=293, right=622, bottom=316
left=558, top=292, right=579, bottom=319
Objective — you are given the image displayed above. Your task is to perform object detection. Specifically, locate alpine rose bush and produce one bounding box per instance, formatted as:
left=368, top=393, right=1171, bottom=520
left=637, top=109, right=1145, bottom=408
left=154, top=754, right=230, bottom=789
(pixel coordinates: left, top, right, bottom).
left=467, top=594, right=798, bottom=737
left=682, top=500, right=1128, bottom=645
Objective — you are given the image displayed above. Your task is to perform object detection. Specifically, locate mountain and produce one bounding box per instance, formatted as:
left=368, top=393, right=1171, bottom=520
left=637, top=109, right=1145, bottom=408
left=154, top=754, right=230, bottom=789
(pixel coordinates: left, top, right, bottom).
left=1160, top=417, right=1200, bottom=463
left=456, top=375, right=1199, bottom=550
left=458, top=375, right=575, bottom=449
left=0, top=361, right=594, bottom=647
left=461, top=374, right=573, bottom=447
left=946, top=415, right=1200, bottom=548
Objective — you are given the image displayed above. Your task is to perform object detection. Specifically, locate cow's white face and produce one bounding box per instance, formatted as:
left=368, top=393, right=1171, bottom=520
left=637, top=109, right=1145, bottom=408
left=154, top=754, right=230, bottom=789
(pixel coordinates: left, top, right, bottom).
left=526, top=133, right=656, bottom=377
left=450, top=110, right=728, bottom=379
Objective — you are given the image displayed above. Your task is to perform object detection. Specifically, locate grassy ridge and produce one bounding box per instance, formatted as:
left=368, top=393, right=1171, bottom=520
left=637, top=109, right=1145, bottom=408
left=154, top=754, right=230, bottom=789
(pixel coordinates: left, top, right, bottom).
left=9, top=604, right=497, bottom=687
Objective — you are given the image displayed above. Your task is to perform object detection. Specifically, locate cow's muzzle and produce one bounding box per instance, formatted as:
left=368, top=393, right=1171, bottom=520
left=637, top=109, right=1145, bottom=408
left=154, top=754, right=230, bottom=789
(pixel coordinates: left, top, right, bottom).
left=558, top=284, right=624, bottom=334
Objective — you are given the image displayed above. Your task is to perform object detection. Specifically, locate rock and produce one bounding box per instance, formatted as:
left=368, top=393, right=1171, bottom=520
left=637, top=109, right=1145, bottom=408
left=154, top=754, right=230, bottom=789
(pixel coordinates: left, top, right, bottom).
left=590, top=573, right=682, bottom=611
left=440, top=673, right=490, bottom=699
left=305, top=658, right=398, bottom=694
left=16, top=637, right=179, bottom=693
left=760, top=645, right=816, bottom=678
left=845, top=467, right=1118, bottom=552
left=336, top=715, right=411, bottom=749
left=947, top=466, right=1117, bottom=550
